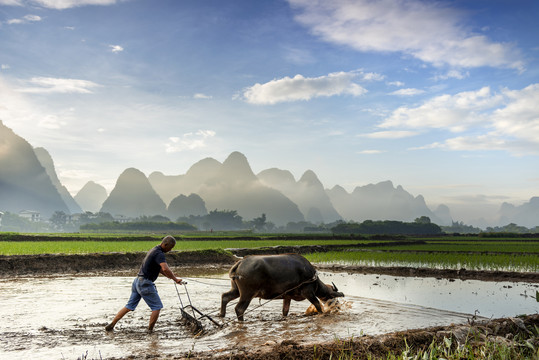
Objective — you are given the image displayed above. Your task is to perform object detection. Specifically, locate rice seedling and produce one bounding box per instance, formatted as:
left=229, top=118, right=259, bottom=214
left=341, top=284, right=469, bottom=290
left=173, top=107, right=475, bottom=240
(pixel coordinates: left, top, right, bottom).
left=0, top=239, right=364, bottom=255
left=305, top=250, right=539, bottom=272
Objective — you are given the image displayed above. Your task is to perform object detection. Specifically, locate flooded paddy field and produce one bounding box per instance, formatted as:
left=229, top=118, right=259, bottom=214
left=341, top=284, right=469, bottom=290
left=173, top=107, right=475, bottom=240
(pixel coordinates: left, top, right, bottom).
left=1, top=266, right=537, bottom=360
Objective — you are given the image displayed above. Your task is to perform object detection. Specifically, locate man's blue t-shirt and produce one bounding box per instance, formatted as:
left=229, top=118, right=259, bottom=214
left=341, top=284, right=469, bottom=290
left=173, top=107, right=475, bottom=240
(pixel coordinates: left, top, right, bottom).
left=138, top=245, right=166, bottom=282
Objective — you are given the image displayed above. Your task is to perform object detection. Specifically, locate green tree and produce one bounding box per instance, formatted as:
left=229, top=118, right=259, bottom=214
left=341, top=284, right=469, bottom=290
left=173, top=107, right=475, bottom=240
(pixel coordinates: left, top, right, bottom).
left=414, top=216, right=431, bottom=224
left=50, top=211, right=67, bottom=230
left=248, top=213, right=267, bottom=232
left=0, top=212, right=48, bottom=232
left=206, top=209, right=244, bottom=230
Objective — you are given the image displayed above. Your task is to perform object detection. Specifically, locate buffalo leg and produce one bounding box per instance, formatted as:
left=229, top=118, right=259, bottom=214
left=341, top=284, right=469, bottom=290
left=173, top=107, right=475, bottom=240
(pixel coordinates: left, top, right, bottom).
left=282, top=298, right=291, bottom=316
left=306, top=294, right=324, bottom=314
left=220, top=287, right=240, bottom=317
left=235, top=295, right=253, bottom=321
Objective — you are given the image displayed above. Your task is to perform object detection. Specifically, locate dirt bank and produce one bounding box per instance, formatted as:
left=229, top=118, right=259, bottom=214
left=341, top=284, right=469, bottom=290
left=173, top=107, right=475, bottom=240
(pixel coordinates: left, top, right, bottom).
left=0, top=250, right=236, bottom=276
left=2, top=249, right=538, bottom=282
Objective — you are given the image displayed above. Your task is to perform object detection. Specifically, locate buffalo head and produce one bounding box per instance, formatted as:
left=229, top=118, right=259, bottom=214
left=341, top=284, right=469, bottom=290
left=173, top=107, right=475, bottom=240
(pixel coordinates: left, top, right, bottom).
left=317, top=281, right=344, bottom=301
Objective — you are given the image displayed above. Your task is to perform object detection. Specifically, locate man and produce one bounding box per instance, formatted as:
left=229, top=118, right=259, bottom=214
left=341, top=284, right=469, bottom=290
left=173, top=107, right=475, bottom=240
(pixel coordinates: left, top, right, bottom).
left=105, top=235, right=183, bottom=332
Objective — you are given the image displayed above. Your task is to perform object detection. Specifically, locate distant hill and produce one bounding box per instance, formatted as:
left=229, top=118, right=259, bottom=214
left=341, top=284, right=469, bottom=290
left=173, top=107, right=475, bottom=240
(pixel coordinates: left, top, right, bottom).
left=498, top=197, right=539, bottom=228
left=149, top=157, right=221, bottom=205
left=433, top=204, right=453, bottom=226
left=168, top=193, right=208, bottom=220
left=100, top=168, right=167, bottom=217
left=74, top=181, right=108, bottom=213
left=258, top=168, right=342, bottom=223
left=0, top=121, right=69, bottom=218
left=194, top=152, right=304, bottom=225
left=149, top=152, right=304, bottom=225
left=34, top=147, right=82, bottom=214
left=327, top=180, right=446, bottom=224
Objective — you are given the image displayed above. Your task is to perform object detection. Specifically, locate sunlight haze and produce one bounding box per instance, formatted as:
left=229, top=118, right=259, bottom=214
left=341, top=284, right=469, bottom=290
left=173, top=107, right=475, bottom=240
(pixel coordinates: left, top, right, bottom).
left=1, top=0, right=538, bottom=224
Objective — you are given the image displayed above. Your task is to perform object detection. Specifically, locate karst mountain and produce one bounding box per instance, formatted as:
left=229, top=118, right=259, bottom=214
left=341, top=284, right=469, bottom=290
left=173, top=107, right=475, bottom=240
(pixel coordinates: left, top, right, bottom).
left=0, top=121, right=69, bottom=218
left=100, top=168, right=167, bottom=218
left=74, top=181, right=108, bottom=213
left=2, top=121, right=539, bottom=228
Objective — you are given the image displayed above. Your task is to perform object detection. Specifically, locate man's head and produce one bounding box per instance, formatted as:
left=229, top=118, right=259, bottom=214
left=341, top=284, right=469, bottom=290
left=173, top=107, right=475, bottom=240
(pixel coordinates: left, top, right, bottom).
left=160, top=235, right=176, bottom=252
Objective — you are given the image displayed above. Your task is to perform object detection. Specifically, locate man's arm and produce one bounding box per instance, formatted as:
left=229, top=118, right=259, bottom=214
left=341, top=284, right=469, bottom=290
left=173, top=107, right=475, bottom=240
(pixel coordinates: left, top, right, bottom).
left=160, top=262, right=183, bottom=283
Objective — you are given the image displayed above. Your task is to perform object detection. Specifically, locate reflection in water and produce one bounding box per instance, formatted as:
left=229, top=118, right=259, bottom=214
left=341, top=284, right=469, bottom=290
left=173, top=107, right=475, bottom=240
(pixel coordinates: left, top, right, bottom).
left=1, top=270, right=536, bottom=359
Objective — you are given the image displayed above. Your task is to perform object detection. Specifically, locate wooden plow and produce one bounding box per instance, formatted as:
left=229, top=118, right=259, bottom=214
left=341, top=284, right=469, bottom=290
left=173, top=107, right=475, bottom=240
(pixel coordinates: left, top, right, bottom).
left=174, top=282, right=222, bottom=335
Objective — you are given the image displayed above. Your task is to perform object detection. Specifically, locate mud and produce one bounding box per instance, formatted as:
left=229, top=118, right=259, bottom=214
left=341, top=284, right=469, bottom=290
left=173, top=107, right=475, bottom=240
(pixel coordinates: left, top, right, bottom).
left=1, top=250, right=538, bottom=359
left=2, top=267, right=538, bottom=360
left=194, top=314, right=539, bottom=360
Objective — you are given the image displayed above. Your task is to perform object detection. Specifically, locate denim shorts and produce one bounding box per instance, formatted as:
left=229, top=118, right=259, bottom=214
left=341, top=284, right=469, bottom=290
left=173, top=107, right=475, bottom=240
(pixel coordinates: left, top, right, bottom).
left=125, top=277, right=163, bottom=311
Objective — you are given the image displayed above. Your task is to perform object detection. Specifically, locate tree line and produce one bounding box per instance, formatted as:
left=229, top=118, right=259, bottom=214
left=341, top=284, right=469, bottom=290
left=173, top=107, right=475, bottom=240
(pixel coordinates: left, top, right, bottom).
left=2, top=209, right=538, bottom=234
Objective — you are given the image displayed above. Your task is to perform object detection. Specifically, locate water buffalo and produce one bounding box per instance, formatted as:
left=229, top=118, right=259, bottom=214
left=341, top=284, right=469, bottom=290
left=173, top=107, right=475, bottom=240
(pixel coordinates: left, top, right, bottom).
left=219, top=253, right=344, bottom=321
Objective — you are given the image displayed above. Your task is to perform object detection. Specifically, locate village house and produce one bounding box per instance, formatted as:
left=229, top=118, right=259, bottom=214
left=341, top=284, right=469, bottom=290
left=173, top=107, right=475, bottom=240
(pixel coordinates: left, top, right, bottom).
left=19, top=210, right=41, bottom=222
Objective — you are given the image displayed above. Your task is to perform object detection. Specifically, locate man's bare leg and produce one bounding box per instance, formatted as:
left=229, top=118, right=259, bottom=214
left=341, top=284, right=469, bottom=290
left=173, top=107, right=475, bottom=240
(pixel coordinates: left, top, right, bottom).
left=105, top=307, right=131, bottom=331
left=148, top=309, right=160, bottom=332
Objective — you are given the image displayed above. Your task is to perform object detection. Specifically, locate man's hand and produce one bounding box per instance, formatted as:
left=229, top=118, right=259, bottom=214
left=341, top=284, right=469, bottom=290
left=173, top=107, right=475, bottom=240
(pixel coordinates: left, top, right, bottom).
left=175, top=278, right=184, bottom=284
left=160, top=262, right=183, bottom=284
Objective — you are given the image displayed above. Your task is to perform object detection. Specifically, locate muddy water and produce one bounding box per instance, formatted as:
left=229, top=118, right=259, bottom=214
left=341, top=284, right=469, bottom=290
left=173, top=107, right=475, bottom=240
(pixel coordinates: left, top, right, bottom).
left=1, top=269, right=537, bottom=360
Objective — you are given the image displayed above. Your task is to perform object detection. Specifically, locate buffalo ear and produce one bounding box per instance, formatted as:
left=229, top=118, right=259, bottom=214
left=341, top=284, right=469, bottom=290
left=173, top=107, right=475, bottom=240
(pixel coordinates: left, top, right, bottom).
left=332, top=282, right=339, bottom=292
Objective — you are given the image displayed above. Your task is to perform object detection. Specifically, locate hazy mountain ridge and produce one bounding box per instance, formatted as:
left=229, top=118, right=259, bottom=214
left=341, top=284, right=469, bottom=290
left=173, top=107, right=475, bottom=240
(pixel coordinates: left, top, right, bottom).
left=149, top=152, right=305, bottom=225
left=74, top=181, right=108, bottom=213
left=100, top=168, right=167, bottom=217
left=0, top=121, right=69, bottom=218
left=1, top=122, right=538, bottom=228
left=34, top=147, right=82, bottom=214
left=258, top=168, right=342, bottom=223
left=326, top=180, right=446, bottom=224
left=168, top=193, right=208, bottom=219
left=498, top=197, right=539, bottom=228
left=148, top=157, right=221, bottom=205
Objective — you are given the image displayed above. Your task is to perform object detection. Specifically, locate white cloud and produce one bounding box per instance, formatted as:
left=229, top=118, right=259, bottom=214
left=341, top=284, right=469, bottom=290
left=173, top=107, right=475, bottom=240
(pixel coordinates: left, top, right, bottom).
left=7, top=14, right=41, bottom=24
left=1, top=64, right=10, bottom=70
left=490, top=84, right=539, bottom=144
left=0, top=75, right=37, bottom=124
left=242, top=71, right=367, bottom=105
left=390, top=88, right=425, bottom=96
left=1, top=0, right=124, bottom=8
left=388, top=81, right=405, bottom=87
left=0, top=75, right=74, bottom=131
left=17, top=77, right=101, bottom=94
left=193, top=93, right=212, bottom=99
left=289, top=0, right=524, bottom=70
left=433, top=69, right=470, bottom=80
left=361, top=72, right=385, bottom=81
left=0, top=0, right=24, bottom=5
left=165, top=130, right=216, bottom=153
left=410, top=135, right=504, bottom=152
left=381, top=86, right=502, bottom=132
left=361, top=130, right=419, bottom=139
left=357, top=149, right=385, bottom=154
left=29, top=0, right=120, bottom=9
left=387, top=84, right=539, bottom=155
left=109, top=45, right=124, bottom=53
left=38, top=114, right=67, bottom=129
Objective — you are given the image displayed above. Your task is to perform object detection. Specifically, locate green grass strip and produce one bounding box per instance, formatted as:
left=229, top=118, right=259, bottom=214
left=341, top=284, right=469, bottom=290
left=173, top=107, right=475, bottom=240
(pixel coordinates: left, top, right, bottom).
left=0, top=239, right=364, bottom=255
left=372, top=242, right=539, bottom=253
left=305, top=251, right=539, bottom=272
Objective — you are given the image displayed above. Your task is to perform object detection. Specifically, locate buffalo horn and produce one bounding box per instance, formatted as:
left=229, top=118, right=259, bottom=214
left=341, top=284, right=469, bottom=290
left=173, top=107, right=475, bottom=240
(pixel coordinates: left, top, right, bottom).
left=332, top=282, right=338, bottom=292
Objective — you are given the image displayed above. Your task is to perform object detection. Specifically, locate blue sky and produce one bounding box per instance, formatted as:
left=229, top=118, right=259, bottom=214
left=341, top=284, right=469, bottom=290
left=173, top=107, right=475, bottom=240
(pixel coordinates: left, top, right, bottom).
left=1, top=0, right=538, bottom=223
